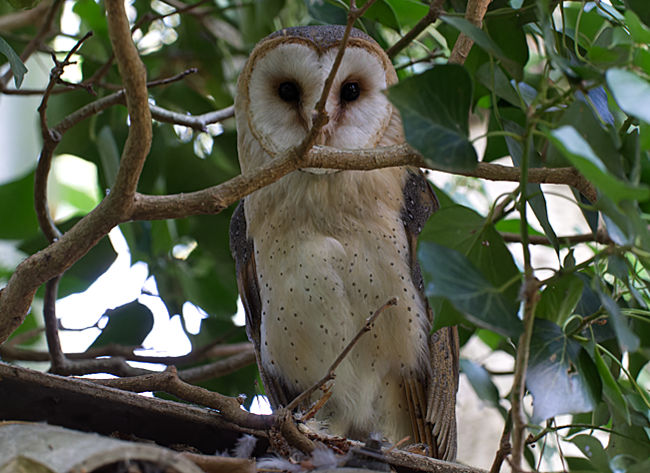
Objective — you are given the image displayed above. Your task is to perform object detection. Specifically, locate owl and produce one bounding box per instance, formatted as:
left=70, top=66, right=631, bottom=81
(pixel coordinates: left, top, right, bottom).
left=229, top=25, right=459, bottom=460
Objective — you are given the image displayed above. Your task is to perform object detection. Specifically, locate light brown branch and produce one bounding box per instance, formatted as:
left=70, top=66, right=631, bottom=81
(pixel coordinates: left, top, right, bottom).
left=286, top=298, right=397, bottom=412
left=448, top=0, right=493, bottom=65
left=0, top=2, right=152, bottom=344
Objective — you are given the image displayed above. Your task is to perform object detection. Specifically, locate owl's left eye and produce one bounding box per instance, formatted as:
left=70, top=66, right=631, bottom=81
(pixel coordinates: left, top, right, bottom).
left=340, top=81, right=361, bottom=102
left=278, top=81, right=300, bottom=102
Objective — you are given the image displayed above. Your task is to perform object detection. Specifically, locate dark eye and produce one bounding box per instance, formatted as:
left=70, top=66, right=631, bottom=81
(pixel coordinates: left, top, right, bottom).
left=278, top=81, right=300, bottom=102
left=340, top=81, right=360, bottom=102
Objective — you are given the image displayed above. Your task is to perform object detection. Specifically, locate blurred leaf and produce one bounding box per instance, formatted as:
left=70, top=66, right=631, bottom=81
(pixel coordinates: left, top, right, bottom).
left=388, top=65, right=477, bottom=171
left=460, top=358, right=503, bottom=410
left=419, top=242, right=521, bottom=337
left=607, top=68, right=650, bottom=124
left=0, top=172, right=38, bottom=239
left=595, top=284, right=641, bottom=353
left=548, top=126, right=650, bottom=203
left=527, top=320, right=601, bottom=423
left=96, top=126, right=120, bottom=188
left=0, top=36, right=27, bottom=88
left=90, top=300, right=154, bottom=348
left=363, top=0, right=400, bottom=31
left=386, top=0, right=428, bottom=28
left=570, top=435, right=613, bottom=473
left=625, top=0, right=650, bottom=28
left=593, top=346, right=631, bottom=425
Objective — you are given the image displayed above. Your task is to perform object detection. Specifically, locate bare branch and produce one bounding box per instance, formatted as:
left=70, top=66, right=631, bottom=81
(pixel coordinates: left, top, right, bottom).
left=448, top=0, right=493, bottom=65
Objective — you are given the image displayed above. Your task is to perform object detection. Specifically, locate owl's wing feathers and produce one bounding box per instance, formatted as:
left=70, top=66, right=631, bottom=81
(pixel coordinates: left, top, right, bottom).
left=401, top=169, right=459, bottom=461
left=229, top=201, right=297, bottom=408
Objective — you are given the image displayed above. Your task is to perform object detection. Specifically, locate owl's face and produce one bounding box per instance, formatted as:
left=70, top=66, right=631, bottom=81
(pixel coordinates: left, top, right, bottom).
left=235, top=26, right=398, bottom=170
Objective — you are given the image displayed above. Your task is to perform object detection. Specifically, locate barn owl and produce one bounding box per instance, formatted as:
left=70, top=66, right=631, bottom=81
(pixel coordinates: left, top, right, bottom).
left=229, top=25, right=458, bottom=460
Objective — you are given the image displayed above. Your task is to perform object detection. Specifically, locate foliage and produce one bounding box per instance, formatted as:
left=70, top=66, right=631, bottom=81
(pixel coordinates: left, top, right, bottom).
left=1, top=0, right=649, bottom=471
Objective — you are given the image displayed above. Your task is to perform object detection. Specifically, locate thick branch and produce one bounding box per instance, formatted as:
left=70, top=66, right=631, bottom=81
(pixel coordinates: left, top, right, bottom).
left=0, top=3, right=153, bottom=344
left=104, top=1, right=152, bottom=206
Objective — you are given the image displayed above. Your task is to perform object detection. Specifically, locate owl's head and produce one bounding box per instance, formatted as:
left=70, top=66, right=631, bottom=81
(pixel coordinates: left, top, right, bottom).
left=235, top=25, right=399, bottom=170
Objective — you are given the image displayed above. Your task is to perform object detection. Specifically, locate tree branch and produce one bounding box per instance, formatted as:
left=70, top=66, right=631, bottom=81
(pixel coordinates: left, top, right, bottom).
left=448, top=0, right=493, bottom=65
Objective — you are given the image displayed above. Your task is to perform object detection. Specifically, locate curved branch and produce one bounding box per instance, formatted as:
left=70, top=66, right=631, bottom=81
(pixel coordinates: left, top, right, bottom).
left=0, top=3, right=153, bottom=344
left=448, top=0, right=493, bottom=65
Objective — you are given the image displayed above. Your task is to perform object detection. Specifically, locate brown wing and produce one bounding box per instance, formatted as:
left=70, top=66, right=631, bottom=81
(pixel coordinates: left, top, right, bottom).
left=400, top=169, right=459, bottom=461
left=229, top=201, right=296, bottom=408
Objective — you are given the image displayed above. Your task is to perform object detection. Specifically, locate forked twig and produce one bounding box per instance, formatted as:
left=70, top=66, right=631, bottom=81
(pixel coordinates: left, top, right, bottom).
left=286, top=297, right=397, bottom=412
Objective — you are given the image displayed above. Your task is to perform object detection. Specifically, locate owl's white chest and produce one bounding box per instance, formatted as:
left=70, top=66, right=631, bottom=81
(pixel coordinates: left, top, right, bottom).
left=245, top=169, right=430, bottom=440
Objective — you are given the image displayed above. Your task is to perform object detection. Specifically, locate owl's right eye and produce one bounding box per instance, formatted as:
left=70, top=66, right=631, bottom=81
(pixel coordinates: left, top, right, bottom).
left=278, top=81, right=300, bottom=102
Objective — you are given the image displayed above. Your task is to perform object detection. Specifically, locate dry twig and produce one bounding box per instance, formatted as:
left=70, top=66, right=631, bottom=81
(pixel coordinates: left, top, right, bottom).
left=286, top=298, right=397, bottom=412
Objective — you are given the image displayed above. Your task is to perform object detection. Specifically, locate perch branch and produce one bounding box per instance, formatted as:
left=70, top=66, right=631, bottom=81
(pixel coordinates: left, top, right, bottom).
left=448, top=0, right=494, bottom=65
left=286, top=298, right=397, bottom=412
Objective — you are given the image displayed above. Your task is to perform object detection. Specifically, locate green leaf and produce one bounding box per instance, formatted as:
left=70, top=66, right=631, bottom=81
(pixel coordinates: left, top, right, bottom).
left=440, top=15, right=518, bottom=76
left=96, top=126, right=121, bottom=187
left=527, top=320, right=601, bottom=423
left=537, top=274, right=584, bottom=326
left=90, top=300, right=154, bottom=348
left=625, top=0, right=650, bottom=28
left=570, top=435, right=613, bottom=473
left=0, top=36, right=27, bottom=88
left=595, top=287, right=640, bottom=353
left=419, top=242, right=522, bottom=337
left=385, top=0, right=428, bottom=28
left=606, top=68, right=650, bottom=124
left=625, top=10, right=650, bottom=43
left=420, top=205, right=521, bottom=304
left=460, top=358, right=502, bottom=409
left=593, top=346, right=631, bottom=425
left=388, top=65, right=477, bottom=172
left=505, top=122, right=559, bottom=251
left=548, top=126, right=650, bottom=203
left=0, top=172, right=39, bottom=239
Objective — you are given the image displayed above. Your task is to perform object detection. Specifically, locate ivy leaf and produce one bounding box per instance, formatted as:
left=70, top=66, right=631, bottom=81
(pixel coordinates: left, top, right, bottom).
left=606, top=68, right=650, bottom=124
left=569, top=435, right=613, bottom=473
left=595, top=286, right=640, bottom=353
left=527, top=320, right=601, bottom=423
left=388, top=65, right=477, bottom=172
left=90, top=301, right=154, bottom=348
left=419, top=242, right=521, bottom=338
left=0, top=36, right=27, bottom=88
left=460, top=359, right=503, bottom=412
left=536, top=274, right=584, bottom=327
left=548, top=126, right=650, bottom=203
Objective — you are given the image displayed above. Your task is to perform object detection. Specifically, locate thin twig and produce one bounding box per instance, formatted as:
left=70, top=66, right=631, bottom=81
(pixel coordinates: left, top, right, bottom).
left=286, top=298, right=397, bottom=412
left=489, top=412, right=512, bottom=473
left=387, top=0, right=445, bottom=58
left=501, top=230, right=611, bottom=245
left=0, top=0, right=62, bottom=88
